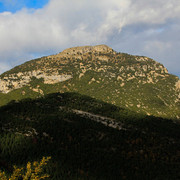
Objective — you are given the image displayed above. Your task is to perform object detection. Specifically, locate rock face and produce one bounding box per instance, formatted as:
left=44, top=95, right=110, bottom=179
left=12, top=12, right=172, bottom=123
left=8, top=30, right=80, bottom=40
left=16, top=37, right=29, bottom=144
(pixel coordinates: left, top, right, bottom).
left=176, top=80, right=180, bottom=90
left=47, top=45, right=114, bottom=62
left=0, top=70, right=72, bottom=93
left=53, top=44, right=113, bottom=56
left=0, top=45, right=179, bottom=119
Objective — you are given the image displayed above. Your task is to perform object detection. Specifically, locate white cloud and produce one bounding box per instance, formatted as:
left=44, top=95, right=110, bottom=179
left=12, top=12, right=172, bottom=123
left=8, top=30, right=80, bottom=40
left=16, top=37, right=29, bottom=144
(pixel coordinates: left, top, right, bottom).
left=0, top=0, right=180, bottom=76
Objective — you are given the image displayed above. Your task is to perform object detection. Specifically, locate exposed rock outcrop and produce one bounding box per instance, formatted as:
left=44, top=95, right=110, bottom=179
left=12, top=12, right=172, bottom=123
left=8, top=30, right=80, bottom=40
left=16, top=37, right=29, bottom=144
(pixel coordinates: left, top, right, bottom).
left=47, top=45, right=114, bottom=60
left=0, top=71, right=72, bottom=93
left=176, top=80, right=180, bottom=90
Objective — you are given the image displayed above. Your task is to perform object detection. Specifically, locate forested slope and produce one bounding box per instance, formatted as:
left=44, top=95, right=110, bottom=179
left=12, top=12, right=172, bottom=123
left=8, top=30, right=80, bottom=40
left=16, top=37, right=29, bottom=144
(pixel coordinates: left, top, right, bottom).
left=0, top=92, right=180, bottom=179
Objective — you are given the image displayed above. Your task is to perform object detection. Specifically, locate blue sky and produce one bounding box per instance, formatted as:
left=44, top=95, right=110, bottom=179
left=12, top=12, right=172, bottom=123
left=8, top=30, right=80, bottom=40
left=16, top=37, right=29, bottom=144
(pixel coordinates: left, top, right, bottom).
left=0, top=0, right=179, bottom=78
left=0, top=0, right=49, bottom=12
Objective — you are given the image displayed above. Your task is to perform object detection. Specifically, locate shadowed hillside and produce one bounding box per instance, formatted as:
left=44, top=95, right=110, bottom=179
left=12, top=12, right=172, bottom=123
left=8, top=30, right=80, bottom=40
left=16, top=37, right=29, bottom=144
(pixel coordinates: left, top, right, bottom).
left=0, top=92, right=180, bottom=179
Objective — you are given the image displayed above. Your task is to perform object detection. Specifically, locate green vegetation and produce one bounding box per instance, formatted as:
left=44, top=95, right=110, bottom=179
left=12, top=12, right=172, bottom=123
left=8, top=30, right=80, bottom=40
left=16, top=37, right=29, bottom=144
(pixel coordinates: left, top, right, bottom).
left=0, top=61, right=179, bottom=119
left=0, top=92, right=180, bottom=179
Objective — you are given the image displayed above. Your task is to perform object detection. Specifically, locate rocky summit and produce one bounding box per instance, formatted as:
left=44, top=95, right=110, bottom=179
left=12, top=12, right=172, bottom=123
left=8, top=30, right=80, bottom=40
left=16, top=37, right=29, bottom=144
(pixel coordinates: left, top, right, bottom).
left=0, top=45, right=179, bottom=119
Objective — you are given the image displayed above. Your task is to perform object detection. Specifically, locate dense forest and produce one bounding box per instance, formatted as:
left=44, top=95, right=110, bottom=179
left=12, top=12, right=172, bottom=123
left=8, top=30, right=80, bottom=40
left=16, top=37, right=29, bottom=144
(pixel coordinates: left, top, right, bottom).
left=0, top=92, right=180, bottom=179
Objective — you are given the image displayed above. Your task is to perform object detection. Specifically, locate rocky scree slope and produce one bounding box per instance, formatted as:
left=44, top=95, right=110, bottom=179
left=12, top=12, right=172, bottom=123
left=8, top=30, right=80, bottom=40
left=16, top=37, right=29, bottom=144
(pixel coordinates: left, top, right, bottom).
left=0, top=45, right=179, bottom=119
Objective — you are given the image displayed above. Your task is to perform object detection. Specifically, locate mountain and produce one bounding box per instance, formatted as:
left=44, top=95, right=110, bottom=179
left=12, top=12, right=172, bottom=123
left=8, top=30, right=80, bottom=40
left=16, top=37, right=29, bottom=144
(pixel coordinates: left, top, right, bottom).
left=0, top=45, right=180, bottom=179
left=0, top=45, right=179, bottom=119
left=1, top=92, right=180, bottom=179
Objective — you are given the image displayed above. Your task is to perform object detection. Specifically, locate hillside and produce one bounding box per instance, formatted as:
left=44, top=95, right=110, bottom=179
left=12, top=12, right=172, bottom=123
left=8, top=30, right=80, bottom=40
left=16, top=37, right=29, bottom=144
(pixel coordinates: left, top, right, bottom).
left=0, top=92, right=180, bottom=179
left=0, top=44, right=180, bottom=119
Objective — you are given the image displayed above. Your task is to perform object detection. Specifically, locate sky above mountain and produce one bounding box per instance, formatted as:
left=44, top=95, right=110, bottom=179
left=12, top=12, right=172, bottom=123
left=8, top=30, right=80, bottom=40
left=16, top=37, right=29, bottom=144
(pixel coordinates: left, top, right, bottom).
left=0, top=0, right=179, bottom=77
left=0, top=0, right=49, bottom=12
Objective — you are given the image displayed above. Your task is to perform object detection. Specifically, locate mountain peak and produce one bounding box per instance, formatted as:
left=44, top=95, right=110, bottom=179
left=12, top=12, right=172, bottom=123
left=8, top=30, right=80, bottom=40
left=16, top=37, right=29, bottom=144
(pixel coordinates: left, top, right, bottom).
left=61, top=44, right=113, bottom=55
left=47, top=44, right=114, bottom=60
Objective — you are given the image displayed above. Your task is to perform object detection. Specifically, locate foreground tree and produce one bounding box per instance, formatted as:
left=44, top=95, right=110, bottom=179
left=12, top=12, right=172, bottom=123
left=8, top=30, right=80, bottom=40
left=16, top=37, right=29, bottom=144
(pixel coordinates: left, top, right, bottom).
left=0, top=157, right=51, bottom=180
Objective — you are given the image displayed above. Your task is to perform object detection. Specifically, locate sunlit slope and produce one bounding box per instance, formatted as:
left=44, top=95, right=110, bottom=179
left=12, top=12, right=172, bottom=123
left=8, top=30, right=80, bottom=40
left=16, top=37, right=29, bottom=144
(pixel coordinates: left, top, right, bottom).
left=0, top=45, right=180, bottom=119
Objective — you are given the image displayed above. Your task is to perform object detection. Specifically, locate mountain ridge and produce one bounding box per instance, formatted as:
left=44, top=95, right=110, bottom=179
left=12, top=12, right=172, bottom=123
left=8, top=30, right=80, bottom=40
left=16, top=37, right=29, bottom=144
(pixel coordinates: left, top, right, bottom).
left=0, top=45, right=179, bottom=119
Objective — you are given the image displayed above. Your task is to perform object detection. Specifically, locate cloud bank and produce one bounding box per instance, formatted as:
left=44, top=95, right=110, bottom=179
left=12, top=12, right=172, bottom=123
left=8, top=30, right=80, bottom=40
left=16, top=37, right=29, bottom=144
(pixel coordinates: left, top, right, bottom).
left=0, top=0, right=180, bottom=76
